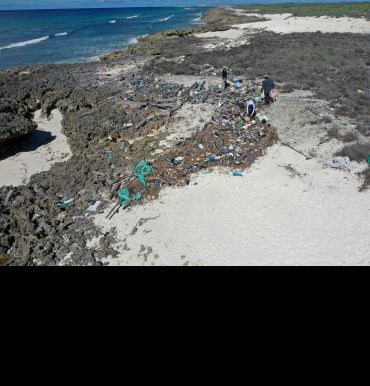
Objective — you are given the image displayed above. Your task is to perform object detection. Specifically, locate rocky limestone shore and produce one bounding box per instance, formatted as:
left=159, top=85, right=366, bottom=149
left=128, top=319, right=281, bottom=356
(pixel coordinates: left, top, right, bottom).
left=1, top=5, right=370, bottom=266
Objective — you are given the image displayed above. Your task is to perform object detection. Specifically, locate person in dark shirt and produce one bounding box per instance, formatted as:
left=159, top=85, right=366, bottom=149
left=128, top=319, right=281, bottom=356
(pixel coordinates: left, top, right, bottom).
left=222, top=68, right=228, bottom=89
left=261, top=75, right=275, bottom=105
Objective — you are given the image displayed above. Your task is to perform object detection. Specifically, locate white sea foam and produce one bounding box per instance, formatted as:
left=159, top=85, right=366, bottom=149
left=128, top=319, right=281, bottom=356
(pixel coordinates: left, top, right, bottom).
left=193, top=13, right=203, bottom=23
left=87, top=55, right=101, bottom=62
left=128, top=37, right=138, bottom=44
left=55, top=32, right=68, bottom=37
left=109, top=20, right=117, bottom=24
left=158, top=15, right=175, bottom=22
left=127, top=34, right=148, bottom=45
left=125, top=15, right=139, bottom=19
left=0, top=36, right=49, bottom=51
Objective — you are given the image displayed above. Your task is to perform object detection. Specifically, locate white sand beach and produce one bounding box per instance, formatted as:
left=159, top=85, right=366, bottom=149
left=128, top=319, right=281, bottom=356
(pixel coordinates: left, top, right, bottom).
left=92, top=90, right=370, bottom=266
left=196, top=12, right=370, bottom=48
left=232, top=12, right=370, bottom=34
left=93, top=147, right=370, bottom=266
left=0, top=109, right=72, bottom=187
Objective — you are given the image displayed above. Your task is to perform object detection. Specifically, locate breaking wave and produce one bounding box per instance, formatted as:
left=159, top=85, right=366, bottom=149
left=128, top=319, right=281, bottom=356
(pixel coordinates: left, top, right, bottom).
left=109, top=20, right=117, bottom=24
left=127, top=34, right=148, bottom=45
left=125, top=15, right=139, bottom=19
left=193, top=13, right=203, bottom=23
left=87, top=55, right=101, bottom=62
left=55, top=32, right=68, bottom=37
left=0, top=36, right=49, bottom=51
left=157, top=15, right=175, bottom=22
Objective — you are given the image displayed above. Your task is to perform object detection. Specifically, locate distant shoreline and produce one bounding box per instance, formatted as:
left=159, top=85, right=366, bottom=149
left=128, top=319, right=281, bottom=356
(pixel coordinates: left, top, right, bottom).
left=1, top=2, right=369, bottom=70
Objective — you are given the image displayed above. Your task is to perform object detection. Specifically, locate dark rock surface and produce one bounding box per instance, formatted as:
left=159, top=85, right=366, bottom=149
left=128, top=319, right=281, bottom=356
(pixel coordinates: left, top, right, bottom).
left=0, top=98, right=37, bottom=145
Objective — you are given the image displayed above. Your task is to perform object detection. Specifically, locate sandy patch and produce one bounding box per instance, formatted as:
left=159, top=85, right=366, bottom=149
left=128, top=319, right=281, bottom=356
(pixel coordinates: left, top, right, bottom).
left=0, top=109, right=72, bottom=188
left=195, top=29, right=251, bottom=50
left=94, top=148, right=370, bottom=266
left=196, top=29, right=246, bottom=40
left=196, top=12, right=370, bottom=51
left=266, top=90, right=367, bottom=168
left=97, top=63, right=137, bottom=78
left=233, top=13, right=370, bottom=34
left=157, top=103, right=214, bottom=150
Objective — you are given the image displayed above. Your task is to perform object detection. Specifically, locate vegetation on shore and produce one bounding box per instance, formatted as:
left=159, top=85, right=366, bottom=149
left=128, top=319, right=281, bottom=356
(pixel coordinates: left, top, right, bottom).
left=239, top=2, right=370, bottom=19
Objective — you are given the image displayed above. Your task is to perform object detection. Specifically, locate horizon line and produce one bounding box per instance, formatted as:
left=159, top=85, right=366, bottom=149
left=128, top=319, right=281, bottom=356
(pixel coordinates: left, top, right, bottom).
left=0, top=6, right=211, bottom=11
left=0, top=1, right=367, bottom=12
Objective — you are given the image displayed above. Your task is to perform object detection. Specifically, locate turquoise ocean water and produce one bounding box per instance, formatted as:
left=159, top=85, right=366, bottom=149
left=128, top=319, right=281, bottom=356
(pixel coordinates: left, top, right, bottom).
left=0, top=7, right=209, bottom=69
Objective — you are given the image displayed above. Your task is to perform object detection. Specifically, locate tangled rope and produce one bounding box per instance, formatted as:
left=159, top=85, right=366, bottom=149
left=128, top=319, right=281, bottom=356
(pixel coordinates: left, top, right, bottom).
left=118, top=161, right=153, bottom=206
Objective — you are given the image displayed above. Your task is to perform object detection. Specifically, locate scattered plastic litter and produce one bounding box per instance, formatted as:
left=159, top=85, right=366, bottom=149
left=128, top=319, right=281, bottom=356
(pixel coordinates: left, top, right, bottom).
left=102, top=75, right=275, bottom=218
left=135, top=161, right=153, bottom=188
left=117, top=161, right=153, bottom=207
left=235, top=80, right=245, bottom=90
left=118, top=188, right=131, bottom=206
left=171, top=157, right=184, bottom=165
left=208, top=156, right=221, bottom=162
left=56, top=198, right=74, bottom=208
left=255, top=96, right=262, bottom=104
left=87, top=200, right=102, bottom=212
left=327, top=156, right=356, bottom=171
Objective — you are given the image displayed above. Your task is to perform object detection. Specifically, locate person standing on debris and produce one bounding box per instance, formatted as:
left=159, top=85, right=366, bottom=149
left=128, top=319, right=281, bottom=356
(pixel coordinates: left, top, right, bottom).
left=222, top=68, right=228, bottom=89
left=246, top=99, right=256, bottom=118
left=261, top=75, right=275, bottom=105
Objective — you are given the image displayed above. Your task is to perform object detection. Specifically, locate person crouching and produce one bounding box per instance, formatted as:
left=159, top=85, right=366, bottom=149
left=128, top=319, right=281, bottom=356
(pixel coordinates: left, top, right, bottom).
left=246, top=99, right=256, bottom=118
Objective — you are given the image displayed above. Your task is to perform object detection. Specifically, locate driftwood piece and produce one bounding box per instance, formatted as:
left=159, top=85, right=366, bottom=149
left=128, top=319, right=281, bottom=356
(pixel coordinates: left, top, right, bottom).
left=135, top=111, right=169, bottom=130
left=109, top=182, right=122, bottom=200
left=115, top=100, right=147, bottom=109
left=150, top=103, right=177, bottom=110
left=281, top=142, right=311, bottom=160
left=182, top=82, right=199, bottom=99
left=201, top=92, right=210, bottom=103
left=199, top=81, right=206, bottom=91
left=107, top=202, right=129, bottom=220
left=106, top=202, right=120, bottom=220
left=153, top=97, right=181, bottom=103
left=170, top=102, right=184, bottom=116
left=191, top=82, right=199, bottom=91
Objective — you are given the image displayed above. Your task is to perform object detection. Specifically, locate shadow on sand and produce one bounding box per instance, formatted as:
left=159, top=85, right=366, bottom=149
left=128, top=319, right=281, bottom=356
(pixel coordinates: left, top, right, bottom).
left=0, top=130, right=56, bottom=160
